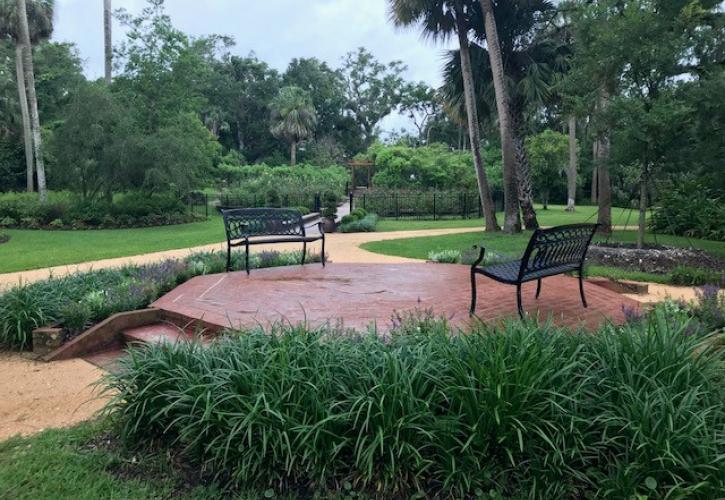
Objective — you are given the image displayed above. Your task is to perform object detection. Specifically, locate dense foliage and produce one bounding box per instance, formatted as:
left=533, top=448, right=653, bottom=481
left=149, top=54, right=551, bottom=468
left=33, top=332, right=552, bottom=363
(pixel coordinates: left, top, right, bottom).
left=106, top=306, right=724, bottom=498
left=649, top=179, right=725, bottom=241
left=339, top=208, right=378, bottom=233
left=219, top=163, right=347, bottom=210
left=0, top=249, right=321, bottom=350
left=367, top=142, right=501, bottom=191
left=0, top=191, right=198, bottom=229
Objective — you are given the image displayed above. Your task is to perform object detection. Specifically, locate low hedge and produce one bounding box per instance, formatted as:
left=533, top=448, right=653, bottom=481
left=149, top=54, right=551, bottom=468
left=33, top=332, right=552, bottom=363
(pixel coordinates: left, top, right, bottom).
left=0, top=191, right=200, bottom=230
left=106, top=305, right=724, bottom=498
left=339, top=209, right=378, bottom=233
left=0, top=249, right=322, bottom=350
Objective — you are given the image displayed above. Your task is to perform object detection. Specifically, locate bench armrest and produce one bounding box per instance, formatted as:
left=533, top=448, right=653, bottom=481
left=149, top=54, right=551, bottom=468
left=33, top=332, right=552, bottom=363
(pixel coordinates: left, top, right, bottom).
left=471, top=245, right=486, bottom=268
left=304, top=220, right=325, bottom=235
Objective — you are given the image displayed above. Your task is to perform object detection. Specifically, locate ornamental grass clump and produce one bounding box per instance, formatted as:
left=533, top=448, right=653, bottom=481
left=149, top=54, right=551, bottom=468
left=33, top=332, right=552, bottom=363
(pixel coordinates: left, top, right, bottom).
left=104, top=307, right=724, bottom=498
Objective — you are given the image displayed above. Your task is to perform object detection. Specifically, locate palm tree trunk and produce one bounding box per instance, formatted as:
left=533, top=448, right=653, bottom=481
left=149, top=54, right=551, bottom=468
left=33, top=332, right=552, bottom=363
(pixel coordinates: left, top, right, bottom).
left=595, top=88, right=612, bottom=235
left=104, top=0, right=113, bottom=84
left=15, top=43, right=33, bottom=193
left=566, top=115, right=577, bottom=211
left=290, top=141, right=297, bottom=166
left=510, top=114, right=539, bottom=230
left=16, top=0, right=47, bottom=203
left=478, top=0, right=520, bottom=233
left=454, top=8, right=499, bottom=232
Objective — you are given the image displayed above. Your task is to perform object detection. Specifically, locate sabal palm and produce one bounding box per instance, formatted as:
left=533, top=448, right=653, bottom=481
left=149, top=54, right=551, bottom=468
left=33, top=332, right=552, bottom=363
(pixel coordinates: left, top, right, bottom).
left=0, top=0, right=53, bottom=198
left=442, top=0, right=561, bottom=229
left=270, top=86, right=317, bottom=166
left=388, top=0, right=500, bottom=232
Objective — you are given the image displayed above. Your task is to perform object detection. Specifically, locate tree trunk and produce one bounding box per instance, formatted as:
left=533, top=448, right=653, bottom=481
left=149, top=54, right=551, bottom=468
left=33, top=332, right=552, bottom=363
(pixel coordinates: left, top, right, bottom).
left=455, top=8, right=499, bottom=232
left=16, top=0, right=47, bottom=203
left=511, top=115, right=539, bottom=230
left=15, top=43, right=33, bottom=193
left=590, top=139, right=598, bottom=203
left=637, top=172, right=647, bottom=249
left=566, top=115, right=577, bottom=211
left=595, top=88, right=612, bottom=235
left=290, top=141, right=297, bottom=166
left=104, top=0, right=112, bottom=84
left=479, top=0, right=520, bottom=233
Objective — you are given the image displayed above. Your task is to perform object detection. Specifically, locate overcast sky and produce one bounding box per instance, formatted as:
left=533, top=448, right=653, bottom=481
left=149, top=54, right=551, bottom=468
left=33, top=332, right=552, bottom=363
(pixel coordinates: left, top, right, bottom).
left=52, top=0, right=456, bottom=133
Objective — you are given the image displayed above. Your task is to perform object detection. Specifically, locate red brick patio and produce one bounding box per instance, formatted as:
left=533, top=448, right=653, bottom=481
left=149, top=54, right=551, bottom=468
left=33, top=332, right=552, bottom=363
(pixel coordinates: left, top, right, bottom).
left=151, top=263, right=639, bottom=332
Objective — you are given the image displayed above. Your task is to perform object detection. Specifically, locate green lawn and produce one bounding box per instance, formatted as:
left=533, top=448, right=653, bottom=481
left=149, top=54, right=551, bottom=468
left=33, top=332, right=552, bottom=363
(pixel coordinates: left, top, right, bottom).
left=376, top=204, right=644, bottom=232
left=0, top=423, right=267, bottom=500
left=361, top=230, right=725, bottom=284
left=0, top=217, right=225, bottom=274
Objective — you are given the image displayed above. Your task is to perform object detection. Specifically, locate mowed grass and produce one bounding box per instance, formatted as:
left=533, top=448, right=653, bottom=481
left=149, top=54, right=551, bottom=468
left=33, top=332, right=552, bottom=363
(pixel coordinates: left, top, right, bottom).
left=376, top=204, right=643, bottom=231
left=0, top=217, right=224, bottom=274
left=0, top=423, right=260, bottom=500
left=361, top=230, right=725, bottom=284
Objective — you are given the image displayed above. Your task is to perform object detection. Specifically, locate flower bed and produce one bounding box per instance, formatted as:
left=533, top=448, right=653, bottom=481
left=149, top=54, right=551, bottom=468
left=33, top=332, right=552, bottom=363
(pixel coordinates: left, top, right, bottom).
left=0, top=250, right=321, bottom=351
left=105, top=303, right=724, bottom=498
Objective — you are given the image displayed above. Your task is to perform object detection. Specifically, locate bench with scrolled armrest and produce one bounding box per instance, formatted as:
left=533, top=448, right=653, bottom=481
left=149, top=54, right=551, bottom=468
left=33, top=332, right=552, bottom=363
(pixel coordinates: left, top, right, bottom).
left=470, top=223, right=599, bottom=318
left=220, top=208, right=325, bottom=275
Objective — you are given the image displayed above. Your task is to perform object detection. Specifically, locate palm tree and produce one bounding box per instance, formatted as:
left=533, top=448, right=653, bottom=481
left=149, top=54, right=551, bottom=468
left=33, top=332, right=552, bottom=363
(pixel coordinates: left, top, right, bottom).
left=0, top=0, right=52, bottom=195
left=442, top=1, right=562, bottom=230
left=477, top=0, right=520, bottom=233
left=104, top=0, right=111, bottom=84
left=270, top=86, right=317, bottom=166
left=389, top=0, right=500, bottom=232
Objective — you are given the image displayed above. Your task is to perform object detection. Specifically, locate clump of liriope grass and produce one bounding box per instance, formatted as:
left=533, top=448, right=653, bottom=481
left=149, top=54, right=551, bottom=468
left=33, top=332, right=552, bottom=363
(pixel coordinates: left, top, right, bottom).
left=104, top=309, right=724, bottom=498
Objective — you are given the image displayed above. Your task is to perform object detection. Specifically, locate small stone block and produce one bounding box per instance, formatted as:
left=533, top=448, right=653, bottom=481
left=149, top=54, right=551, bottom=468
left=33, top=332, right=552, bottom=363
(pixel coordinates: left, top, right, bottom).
left=32, top=327, right=64, bottom=357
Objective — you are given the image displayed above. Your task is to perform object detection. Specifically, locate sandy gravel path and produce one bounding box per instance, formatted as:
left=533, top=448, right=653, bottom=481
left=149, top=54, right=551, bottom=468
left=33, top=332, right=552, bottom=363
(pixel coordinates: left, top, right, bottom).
left=0, top=227, right=480, bottom=290
left=0, top=353, right=106, bottom=440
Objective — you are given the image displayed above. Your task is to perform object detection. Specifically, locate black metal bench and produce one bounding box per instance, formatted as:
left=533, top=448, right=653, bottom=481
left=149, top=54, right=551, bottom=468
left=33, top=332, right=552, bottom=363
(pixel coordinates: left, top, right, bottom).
left=220, top=208, right=325, bottom=275
left=470, top=224, right=599, bottom=318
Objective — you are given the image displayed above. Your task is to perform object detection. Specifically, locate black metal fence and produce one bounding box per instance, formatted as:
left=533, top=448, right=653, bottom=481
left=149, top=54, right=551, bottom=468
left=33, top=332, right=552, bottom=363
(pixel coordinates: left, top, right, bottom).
left=350, top=190, right=504, bottom=220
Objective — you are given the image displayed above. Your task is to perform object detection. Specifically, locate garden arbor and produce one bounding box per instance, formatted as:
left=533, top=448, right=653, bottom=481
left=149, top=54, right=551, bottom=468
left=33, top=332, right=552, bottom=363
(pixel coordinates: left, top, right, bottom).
left=347, top=159, right=375, bottom=191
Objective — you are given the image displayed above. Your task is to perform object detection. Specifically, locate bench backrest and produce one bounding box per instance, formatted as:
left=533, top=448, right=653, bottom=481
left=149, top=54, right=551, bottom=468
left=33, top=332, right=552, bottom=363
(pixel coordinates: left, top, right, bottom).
left=519, top=224, right=598, bottom=280
left=221, top=208, right=305, bottom=240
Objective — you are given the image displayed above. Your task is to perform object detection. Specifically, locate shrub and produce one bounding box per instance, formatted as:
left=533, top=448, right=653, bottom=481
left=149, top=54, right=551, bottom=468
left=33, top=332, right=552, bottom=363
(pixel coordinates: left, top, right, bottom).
left=670, top=266, right=724, bottom=286
left=649, top=178, right=725, bottom=241
left=427, top=249, right=461, bottom=263
left=0, top=191, right=199, bottom=230
left=105, top=308, right=724, bottom=498
left=339, top=213, right=378, bottom=232
left=0, top=284, right=54, bottom=350
left=220, top=164, right=348, bottom=211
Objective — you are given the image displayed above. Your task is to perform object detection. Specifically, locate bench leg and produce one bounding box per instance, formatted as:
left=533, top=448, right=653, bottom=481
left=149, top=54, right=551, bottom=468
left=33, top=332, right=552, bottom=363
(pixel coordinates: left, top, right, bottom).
left=226, top=243, right=232, bottom=272
left=301, top=242, right=307, bottom=266
left=321, top=236, right=326, bottom=267
left=245, top=241, right=250, bottom=275
left=579, top=270, right=588, bottom=308
left=469, top=269, right=477, bottom=316
left=535, top=278, right=542, bottom=299
left=517, top=283, right=524, bottom=319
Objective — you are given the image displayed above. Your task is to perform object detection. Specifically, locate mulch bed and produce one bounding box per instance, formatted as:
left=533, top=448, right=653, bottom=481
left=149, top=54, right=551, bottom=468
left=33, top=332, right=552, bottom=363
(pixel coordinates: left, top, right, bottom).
left=588, top=242, right=724, bottom=274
